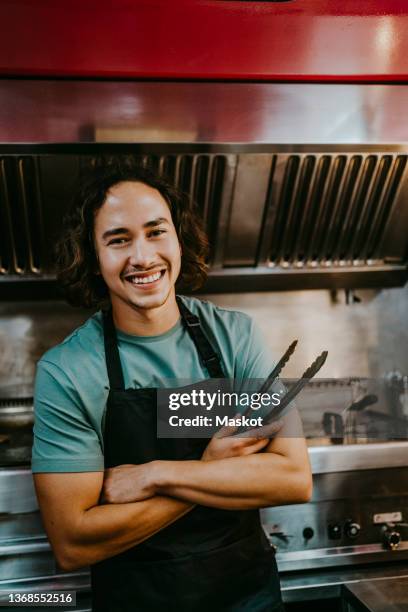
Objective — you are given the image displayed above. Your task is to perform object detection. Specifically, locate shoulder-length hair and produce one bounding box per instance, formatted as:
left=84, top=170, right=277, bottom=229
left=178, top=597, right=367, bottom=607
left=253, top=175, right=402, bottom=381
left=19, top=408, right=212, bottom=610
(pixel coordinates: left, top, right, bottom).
left=56, top=164, right=209, bottom=308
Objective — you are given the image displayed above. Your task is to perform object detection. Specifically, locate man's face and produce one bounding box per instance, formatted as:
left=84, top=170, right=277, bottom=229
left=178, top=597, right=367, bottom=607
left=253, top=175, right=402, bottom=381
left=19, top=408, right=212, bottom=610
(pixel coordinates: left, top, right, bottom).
left=93, top=181, right=182, bottom=313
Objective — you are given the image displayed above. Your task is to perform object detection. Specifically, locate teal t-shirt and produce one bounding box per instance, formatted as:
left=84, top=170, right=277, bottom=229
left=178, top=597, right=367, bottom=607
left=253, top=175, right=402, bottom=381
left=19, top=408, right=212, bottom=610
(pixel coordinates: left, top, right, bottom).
left=32, top=296, right=276, bottom=473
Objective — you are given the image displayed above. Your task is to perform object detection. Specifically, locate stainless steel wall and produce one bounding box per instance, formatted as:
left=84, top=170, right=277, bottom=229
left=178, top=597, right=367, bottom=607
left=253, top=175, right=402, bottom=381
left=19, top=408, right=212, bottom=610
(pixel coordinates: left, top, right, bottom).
left=0, top=286, right=407, bottom=397
left=2, top=82, right=408, bottom=144
left=209, top=286, right=408, bottom=378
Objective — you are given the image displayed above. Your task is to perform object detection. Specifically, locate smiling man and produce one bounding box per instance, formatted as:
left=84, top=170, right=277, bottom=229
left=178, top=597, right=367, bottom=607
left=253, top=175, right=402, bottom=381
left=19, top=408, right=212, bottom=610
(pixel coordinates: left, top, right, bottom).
left=32, top=165, right=312, bottom=612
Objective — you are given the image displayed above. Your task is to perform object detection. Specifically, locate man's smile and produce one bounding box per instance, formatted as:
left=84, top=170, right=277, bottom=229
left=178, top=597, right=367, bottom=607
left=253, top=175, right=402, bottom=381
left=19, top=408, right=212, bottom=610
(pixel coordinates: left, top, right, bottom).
left=123, top=268, right=166, bottom=289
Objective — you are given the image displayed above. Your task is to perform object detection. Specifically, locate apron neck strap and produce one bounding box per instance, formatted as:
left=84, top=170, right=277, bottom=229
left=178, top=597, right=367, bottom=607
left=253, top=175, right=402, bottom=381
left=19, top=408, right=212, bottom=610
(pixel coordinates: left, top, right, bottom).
left=176, top=296, right=225, bottom=378
left=103, top=309, right=125, bottom=391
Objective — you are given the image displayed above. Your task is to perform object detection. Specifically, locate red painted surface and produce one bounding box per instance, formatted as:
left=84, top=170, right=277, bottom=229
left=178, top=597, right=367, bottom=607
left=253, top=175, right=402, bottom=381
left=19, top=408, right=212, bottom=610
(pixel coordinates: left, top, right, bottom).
left=0, top=1, right=408, bottom=81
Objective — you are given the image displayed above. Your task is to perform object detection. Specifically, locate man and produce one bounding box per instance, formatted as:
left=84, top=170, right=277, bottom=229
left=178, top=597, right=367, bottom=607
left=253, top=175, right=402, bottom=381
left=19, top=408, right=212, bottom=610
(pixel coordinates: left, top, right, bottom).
left=32, top=165, right=312, bottom=612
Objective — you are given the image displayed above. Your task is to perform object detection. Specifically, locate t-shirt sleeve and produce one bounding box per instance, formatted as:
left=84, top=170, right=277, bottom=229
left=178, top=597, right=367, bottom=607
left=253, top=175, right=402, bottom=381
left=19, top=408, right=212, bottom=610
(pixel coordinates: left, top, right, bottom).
left=32, top=360, right=104, bottom=473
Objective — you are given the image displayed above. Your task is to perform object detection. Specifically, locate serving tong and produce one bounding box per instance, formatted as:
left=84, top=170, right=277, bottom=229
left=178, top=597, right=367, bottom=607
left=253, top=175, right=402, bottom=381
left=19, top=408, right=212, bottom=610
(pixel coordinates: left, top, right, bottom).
left=237, top=340, right=328, bottom=433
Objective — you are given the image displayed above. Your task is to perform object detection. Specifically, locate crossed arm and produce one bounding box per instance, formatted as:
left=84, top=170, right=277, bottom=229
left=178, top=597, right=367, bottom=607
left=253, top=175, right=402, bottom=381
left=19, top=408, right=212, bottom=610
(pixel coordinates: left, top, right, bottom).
left=34, top=410, right=312, bottom=571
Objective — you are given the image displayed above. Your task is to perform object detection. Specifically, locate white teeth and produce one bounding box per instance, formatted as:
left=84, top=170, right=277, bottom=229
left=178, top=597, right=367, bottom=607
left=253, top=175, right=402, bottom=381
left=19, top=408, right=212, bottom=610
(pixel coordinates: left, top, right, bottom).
left=127, top=271, right=163, bottom=285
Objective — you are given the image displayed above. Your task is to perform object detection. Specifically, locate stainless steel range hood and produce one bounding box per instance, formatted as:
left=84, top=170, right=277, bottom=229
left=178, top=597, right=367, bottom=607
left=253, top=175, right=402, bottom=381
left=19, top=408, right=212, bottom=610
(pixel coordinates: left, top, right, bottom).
left=1, top=143, right=408, bottom=298
left=0, top=81, right=408, bottom=298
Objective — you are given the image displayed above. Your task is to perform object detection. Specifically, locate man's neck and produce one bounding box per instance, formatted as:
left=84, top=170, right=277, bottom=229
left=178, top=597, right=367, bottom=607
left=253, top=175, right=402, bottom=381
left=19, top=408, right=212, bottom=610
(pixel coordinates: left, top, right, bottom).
left=110, top=293, right=180, bottom=337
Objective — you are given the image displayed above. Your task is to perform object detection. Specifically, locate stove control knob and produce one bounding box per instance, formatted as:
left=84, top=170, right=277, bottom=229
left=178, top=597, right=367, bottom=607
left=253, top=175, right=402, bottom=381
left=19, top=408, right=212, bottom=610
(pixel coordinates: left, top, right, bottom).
left=303, top=527, right=314, bottom=541
left=382, top=527, right=401, bottom=550
left=328, top=523, right=342, bottom=540
left=345, top=520, right=361, bottom=539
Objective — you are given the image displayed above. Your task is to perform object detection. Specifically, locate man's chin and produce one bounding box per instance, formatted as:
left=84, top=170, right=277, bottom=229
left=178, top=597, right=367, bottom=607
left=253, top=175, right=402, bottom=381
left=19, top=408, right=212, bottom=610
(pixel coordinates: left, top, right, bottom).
left=124, top=287, right=174, bottom=311
left=128, top=295, right=168, bottom=310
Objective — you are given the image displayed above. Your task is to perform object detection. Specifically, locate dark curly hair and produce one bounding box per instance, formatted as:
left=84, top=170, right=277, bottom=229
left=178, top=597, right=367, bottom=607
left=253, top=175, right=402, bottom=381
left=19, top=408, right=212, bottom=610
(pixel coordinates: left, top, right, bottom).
left=56, top=164, right=209, bottom=308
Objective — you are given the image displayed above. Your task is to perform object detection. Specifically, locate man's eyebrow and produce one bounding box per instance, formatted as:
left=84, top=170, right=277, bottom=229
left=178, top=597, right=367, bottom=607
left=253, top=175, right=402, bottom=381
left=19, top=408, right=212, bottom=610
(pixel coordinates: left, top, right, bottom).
left=102, top=227, right=129, bottom=241
left=101, top=218, right=169, bottom=241
left=143, top=217, right=169, bottom=228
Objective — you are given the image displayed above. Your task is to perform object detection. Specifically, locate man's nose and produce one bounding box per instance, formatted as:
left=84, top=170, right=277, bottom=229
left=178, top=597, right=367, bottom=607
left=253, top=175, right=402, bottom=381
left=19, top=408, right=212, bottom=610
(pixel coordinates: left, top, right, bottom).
left=128, top=239, right=156, bottom=268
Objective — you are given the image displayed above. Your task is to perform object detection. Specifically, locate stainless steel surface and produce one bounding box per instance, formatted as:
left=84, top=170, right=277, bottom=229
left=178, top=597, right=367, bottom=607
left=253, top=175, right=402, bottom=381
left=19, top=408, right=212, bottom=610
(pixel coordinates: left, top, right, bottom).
left=1, top=146, right=407, bottom=295
left=0, top=536, right=54, bottom=582
left=2, top=82, right=408, bottom=144
left=281, top=565, right=408, bottom=604
left=343, top=576, right=408, bottom=611
left=0, top=398, right=33, bottom=429
left=262, top=466, right=408, bottom=574
left=276, top=543, right=408, bottom=572
left=0, top=512, right=44, bottom=541
left=0, top=399, right=34, bottom=466
left=209, top=287, right=408, bottom=379
left=0, top=301, right=89, bottom=398
left=0, top=537, right=50, bottom=557
left=0, top=469, right=37, bottom=513
left=223, top=154, right=271, bottom=266
left=309, top=442, right=408, bottom=474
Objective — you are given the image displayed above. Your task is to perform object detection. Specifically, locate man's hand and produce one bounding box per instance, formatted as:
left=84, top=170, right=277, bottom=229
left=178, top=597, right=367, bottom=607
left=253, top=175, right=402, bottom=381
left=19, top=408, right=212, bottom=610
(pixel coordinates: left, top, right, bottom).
left=202, top=418, right=283, bottom=461
left=102, top=463, right=158, bottom=504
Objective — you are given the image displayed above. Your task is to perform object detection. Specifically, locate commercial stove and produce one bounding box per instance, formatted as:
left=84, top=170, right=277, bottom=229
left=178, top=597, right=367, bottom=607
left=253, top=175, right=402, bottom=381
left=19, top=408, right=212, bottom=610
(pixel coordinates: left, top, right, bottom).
left=1, top=391, right=408, bottom=609
left=263, top=443, right=408, bottom=604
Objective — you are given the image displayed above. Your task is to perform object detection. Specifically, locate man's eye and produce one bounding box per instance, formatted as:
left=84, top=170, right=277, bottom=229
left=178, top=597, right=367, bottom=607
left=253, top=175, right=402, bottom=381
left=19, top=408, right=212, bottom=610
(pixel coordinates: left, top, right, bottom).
left=148, top=229, right=166, bottom=238
left=108, top=238, right=128, bottom=245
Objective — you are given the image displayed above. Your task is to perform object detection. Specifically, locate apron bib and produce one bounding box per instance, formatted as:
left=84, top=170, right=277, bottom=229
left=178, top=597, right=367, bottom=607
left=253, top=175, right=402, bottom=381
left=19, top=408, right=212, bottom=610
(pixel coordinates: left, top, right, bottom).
left=91, top=296, right=284, bottom=612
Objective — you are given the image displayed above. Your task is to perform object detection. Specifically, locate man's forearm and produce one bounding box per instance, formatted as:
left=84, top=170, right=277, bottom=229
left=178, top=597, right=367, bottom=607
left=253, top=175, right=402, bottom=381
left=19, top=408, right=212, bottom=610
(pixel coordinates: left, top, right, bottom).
left=153, top=453, right=312, bottom=510
left=78, top=495, right=194, bottom=558
left=59, top=495, right=193, bottom=570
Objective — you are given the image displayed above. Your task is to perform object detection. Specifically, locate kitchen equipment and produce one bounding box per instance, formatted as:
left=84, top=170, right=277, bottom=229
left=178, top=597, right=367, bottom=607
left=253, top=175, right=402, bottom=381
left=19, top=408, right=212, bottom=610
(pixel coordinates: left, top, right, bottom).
left=1, top=442, right=408, bottom=610
left=262, top=443, right=408, bottom=605
left=1, top=141, right=408, bottom=300
left=0, top=398, right=34, bottom=430
left=0, top=398, right=34, bottom=467
left=347, top=394, right=378, bottom=412
left=342, top=576, right=408, bottom=612
left=322, top=394, right=379, bottom=444
left=257, top=339, right=298, bottom=395
left=237, top=341, right=327, bottom=432
left=262, top=349, right=328, bottom=423
left=322, top=412, right=344, bottom=444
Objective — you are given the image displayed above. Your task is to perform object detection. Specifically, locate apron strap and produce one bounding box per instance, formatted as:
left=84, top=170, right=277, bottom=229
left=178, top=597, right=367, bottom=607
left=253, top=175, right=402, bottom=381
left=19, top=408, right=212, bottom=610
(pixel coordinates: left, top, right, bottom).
left=102, top=309, right=125, bottom=391
left=176, top=296, right=225, bottom=378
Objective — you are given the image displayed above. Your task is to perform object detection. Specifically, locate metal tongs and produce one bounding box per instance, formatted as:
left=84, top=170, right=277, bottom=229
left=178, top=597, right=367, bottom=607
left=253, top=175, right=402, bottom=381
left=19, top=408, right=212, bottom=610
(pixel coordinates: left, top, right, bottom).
left=237, top=340, right=328, bottom=433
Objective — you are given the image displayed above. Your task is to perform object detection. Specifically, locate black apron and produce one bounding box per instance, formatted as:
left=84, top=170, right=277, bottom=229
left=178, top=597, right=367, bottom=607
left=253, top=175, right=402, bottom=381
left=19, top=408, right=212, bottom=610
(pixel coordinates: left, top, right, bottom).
left=91, top=296, right=284, bottom=612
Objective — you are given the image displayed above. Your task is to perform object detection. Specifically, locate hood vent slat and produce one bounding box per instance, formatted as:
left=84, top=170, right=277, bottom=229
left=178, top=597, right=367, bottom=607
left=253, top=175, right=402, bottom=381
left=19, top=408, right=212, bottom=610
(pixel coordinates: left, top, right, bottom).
left=366, top=155, right=407, bottom=260
left=0, top=156, right=43, bottom=276
left=303, top=155, right=331, bottom=263
left=347, top=155, right=377, bottom=261
left=290, top=155, right=316, bottom=264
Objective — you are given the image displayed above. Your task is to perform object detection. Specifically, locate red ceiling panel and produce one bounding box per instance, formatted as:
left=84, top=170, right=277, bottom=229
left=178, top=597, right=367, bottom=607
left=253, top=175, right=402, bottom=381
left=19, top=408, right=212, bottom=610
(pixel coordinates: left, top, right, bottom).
left=0, top=1, right=408, bottom=81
